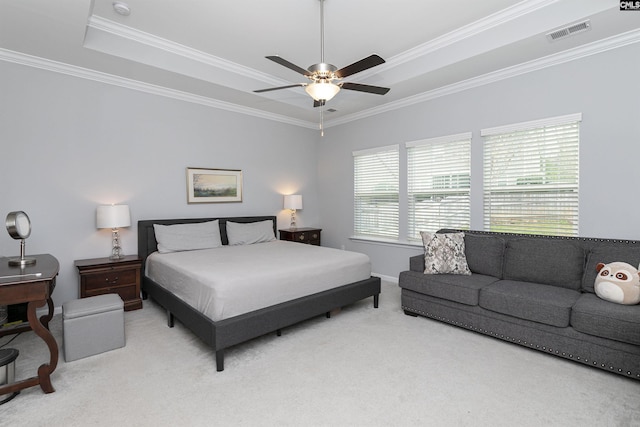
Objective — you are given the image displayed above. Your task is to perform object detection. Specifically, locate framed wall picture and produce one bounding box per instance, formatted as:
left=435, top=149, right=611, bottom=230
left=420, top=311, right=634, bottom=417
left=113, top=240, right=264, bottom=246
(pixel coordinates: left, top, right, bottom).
left=186, top=168, right=243, bottom=203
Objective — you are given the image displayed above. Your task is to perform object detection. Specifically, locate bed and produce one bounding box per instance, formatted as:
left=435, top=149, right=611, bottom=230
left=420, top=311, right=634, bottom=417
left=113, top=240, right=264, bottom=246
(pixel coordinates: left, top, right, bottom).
left=138, top=216, right=381, bottom=371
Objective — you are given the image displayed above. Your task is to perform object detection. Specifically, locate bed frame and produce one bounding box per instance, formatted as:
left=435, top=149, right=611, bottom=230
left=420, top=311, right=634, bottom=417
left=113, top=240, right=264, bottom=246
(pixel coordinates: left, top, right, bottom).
left=138, top=216, right=381, bottom=371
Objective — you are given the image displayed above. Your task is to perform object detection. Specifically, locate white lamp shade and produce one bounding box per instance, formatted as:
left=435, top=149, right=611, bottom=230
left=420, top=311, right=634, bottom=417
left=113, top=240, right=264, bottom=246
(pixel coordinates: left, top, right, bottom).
left=304, top=81, right=340, bottom=101
left=283, top=195, right=303, bottom=210
left=96, top=205, right=131, bottom=229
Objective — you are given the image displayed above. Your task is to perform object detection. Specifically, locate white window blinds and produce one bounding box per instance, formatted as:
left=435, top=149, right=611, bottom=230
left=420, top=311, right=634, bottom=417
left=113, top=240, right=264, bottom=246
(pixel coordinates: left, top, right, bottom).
left=353, top=145, right=399, bottom=239
left=482, top=113, right=580, bottom=236
left=406, top=133, right=471, bottom=239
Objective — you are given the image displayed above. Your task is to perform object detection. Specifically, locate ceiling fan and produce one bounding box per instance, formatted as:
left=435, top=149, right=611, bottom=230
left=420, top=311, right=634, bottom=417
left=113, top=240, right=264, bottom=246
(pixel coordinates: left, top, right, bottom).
left=254, top=0, right=390, bottom=109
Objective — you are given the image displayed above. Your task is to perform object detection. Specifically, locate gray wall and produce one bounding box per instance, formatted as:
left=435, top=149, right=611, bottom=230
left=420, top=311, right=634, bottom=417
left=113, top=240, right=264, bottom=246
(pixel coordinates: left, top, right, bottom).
left=317, top=42, right=640, bottom=280
left=2, top=41, right=639, bottom=309
left=1, top=61, right=318, bottom=309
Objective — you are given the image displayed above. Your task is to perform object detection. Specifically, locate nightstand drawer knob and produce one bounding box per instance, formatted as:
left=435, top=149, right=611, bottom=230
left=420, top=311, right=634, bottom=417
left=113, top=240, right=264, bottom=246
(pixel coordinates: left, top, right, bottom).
left=105, top=276, right=119, bottom=284
left=312, top=233, right=318, bottom=239
left=299, top=235, right=305, bottom=240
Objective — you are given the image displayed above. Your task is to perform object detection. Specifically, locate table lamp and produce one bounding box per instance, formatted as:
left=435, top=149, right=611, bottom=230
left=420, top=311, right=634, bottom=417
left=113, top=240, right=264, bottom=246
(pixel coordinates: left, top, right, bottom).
left=283, top=195, right=302, bottom=229
left=96, top=204, right=131, bottom=260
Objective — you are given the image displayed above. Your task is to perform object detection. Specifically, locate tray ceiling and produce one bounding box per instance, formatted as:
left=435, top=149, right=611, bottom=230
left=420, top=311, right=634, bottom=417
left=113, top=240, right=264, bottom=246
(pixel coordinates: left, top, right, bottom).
left=1, top=0, right=638, bottom=129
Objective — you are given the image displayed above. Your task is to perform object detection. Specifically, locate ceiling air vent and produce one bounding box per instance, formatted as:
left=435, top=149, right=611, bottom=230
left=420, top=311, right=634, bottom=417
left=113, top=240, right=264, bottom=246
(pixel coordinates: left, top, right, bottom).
left=546, top=20, right=591, bottom=42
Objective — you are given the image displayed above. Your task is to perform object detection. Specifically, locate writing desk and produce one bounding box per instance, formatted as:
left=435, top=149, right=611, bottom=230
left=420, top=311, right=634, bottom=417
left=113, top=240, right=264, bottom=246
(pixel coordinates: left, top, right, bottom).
left=0, top=254, right=59, bottom=394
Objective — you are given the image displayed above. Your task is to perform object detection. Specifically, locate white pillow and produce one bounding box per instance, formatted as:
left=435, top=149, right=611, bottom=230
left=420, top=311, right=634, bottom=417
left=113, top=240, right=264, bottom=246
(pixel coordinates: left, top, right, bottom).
left=226, top=220, right=275, bottom=245
left=153, top=220, right=223, bottom=253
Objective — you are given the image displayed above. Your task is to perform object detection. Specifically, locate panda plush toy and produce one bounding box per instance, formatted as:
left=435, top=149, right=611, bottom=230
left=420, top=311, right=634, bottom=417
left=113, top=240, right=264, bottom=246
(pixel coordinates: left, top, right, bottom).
left=594, top=262, right=640, bottom=305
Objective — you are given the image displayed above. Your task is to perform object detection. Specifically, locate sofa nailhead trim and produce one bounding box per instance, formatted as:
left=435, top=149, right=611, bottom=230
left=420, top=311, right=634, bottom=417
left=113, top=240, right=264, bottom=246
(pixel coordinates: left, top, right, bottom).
left=443, top=229, right=640, bottom=246
left=401, top=306, right=638, bottom=379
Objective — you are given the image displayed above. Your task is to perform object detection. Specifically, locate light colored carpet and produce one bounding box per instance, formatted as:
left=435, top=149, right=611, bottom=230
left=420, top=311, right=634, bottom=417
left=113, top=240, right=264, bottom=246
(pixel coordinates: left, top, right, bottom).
left=1, top=281, right=639, bottom=427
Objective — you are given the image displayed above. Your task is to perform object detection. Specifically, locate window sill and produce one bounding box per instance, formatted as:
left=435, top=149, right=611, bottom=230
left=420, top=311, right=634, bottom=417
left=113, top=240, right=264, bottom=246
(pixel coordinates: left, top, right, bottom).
left=349, top=236, right=423, bottom=250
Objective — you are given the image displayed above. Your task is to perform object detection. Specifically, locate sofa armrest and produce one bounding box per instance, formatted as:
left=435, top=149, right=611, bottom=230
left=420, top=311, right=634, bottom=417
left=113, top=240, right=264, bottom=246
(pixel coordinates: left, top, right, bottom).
left=410, top=255, right=424, bottom=272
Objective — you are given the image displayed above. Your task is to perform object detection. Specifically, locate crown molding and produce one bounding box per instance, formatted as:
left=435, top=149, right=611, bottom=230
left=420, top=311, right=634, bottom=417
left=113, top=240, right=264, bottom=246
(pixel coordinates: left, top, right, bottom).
left=0, top=48, right=316, bottom=129
left=2, top=27, right=639, bottom=131
left=87, top=16, right=287, bottom=88
left=378, top=0, right=559, bottom=73
left=325, top=28, right=640, bottom=128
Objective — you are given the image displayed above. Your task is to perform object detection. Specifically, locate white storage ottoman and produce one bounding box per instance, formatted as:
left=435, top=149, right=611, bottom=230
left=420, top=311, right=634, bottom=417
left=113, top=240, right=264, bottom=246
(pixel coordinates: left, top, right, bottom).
left=63, top=294, right=125, bottom=362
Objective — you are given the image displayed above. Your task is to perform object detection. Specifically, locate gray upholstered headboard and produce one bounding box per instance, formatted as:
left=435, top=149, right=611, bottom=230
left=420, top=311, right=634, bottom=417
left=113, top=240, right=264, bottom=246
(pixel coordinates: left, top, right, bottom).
left=137, top=216, right=277, bottom=273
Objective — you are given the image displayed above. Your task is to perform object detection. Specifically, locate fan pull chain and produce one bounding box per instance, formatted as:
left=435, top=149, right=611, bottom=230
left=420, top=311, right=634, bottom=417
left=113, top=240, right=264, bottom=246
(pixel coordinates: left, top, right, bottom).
left=320, top=107, right=324, bottom=137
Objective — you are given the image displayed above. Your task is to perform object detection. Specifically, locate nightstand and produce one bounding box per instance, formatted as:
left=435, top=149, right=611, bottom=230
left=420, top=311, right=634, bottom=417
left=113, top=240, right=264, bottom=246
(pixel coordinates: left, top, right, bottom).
left=74, top=255, right=142, bottom=311
left=279, top=228, right=322, bottom=246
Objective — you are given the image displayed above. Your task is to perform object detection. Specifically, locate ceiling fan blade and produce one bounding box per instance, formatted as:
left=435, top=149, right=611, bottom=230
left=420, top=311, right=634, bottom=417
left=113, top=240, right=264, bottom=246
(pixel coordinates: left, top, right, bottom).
left=254, top=84, right=305, bottom=93
left=313, top=99, right=326, bottom=108
left=340, top=82, right=390, bottom=95
left=335, top=54, right=385, bottom=78
left=266, top=56, right=311, bottom=76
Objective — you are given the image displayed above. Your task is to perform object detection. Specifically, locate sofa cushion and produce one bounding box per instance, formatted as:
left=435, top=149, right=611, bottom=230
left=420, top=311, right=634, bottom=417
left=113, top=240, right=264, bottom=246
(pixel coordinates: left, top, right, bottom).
left=421, top=232, right=471, bottom=275
left=571, top=293, right=640, bottom=345
left=582, top=245, right=640, bottom=293
left=399, top=270, right=498, bottom=306
left=409, top=255, right=424, bottom=273
left=503, top=238, right=585, bottom=290
left=463, top=234, right=505, bottom=278
left=479, top=280, right=581, bottom=327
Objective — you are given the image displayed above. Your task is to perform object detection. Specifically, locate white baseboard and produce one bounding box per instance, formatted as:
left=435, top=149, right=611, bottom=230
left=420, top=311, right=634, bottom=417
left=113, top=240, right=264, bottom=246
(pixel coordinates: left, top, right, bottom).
left=37, top=306, right=63, bottom=317
left=372, top=273, right=398, bottom=284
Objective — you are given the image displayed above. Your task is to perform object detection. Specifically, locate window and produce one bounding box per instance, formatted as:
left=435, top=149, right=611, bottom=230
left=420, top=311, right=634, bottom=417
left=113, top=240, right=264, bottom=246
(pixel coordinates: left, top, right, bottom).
left=353, top=145, right=399, bottom=239
left=406, top=133, right=471, bottom=239
left=482, top=113, right=580, bottom=236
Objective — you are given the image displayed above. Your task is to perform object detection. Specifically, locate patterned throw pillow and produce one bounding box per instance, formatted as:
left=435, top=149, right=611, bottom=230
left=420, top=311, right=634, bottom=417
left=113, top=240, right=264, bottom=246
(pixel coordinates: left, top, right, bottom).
left=421, top=231, right=471, bottom=275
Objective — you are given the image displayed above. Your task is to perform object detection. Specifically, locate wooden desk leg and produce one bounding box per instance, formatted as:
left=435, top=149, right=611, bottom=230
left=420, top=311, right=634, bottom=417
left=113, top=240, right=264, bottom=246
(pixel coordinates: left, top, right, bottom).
left=39, top=296, right=55, bottom=330
left=27, top=299, right=58, bottom=394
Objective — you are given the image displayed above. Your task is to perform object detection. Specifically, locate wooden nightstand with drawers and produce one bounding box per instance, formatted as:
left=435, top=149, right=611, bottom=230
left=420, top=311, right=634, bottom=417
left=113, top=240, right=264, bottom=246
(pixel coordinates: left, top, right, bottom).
left=279, top=228, right=322, bottom=246
left=74, top=255, right=143, bottom=311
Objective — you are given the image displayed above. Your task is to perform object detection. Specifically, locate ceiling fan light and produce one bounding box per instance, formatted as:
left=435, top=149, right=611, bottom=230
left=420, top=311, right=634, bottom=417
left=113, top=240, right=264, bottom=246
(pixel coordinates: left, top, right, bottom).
left=305, top=81, right=340, bottom=101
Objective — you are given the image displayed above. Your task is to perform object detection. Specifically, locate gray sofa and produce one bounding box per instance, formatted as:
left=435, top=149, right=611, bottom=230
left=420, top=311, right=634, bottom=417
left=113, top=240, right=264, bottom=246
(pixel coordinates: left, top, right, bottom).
left=399, top=229, right=640, bottom=380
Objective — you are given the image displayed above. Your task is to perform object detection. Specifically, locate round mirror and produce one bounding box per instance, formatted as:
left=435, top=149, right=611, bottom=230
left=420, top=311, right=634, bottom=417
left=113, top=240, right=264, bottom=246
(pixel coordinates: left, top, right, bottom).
left=5, top=211, right=36, bottom=266
left=6, top=211, right=32, bottom=239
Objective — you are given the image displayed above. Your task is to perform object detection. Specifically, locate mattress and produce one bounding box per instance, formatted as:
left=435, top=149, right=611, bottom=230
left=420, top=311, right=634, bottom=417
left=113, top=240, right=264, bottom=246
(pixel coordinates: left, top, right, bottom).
left=145, top=240, right=371, bottom=321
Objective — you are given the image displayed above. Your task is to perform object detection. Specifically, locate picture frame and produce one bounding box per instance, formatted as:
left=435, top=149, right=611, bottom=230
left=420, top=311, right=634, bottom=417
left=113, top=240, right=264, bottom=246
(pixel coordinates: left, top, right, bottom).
left=186, top=168, right=243, bottom=203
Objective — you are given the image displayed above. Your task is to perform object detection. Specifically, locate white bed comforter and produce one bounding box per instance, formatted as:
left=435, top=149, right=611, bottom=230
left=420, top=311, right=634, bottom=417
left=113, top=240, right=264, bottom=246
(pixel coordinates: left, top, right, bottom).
left=145, top=240, right=371, bottom=321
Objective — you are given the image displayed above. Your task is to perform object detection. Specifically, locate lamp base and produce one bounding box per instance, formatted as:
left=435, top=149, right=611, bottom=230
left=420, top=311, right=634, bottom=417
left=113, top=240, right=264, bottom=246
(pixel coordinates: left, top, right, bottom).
left=8, top=257, right=36, bottom=267
left=109, top=228, right=124, bottom=261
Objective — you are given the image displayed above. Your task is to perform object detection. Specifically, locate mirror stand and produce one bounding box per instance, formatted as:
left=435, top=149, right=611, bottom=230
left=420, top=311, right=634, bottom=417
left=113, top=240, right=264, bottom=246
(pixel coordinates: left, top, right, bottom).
left=8, top=238, right=36, bottom=266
